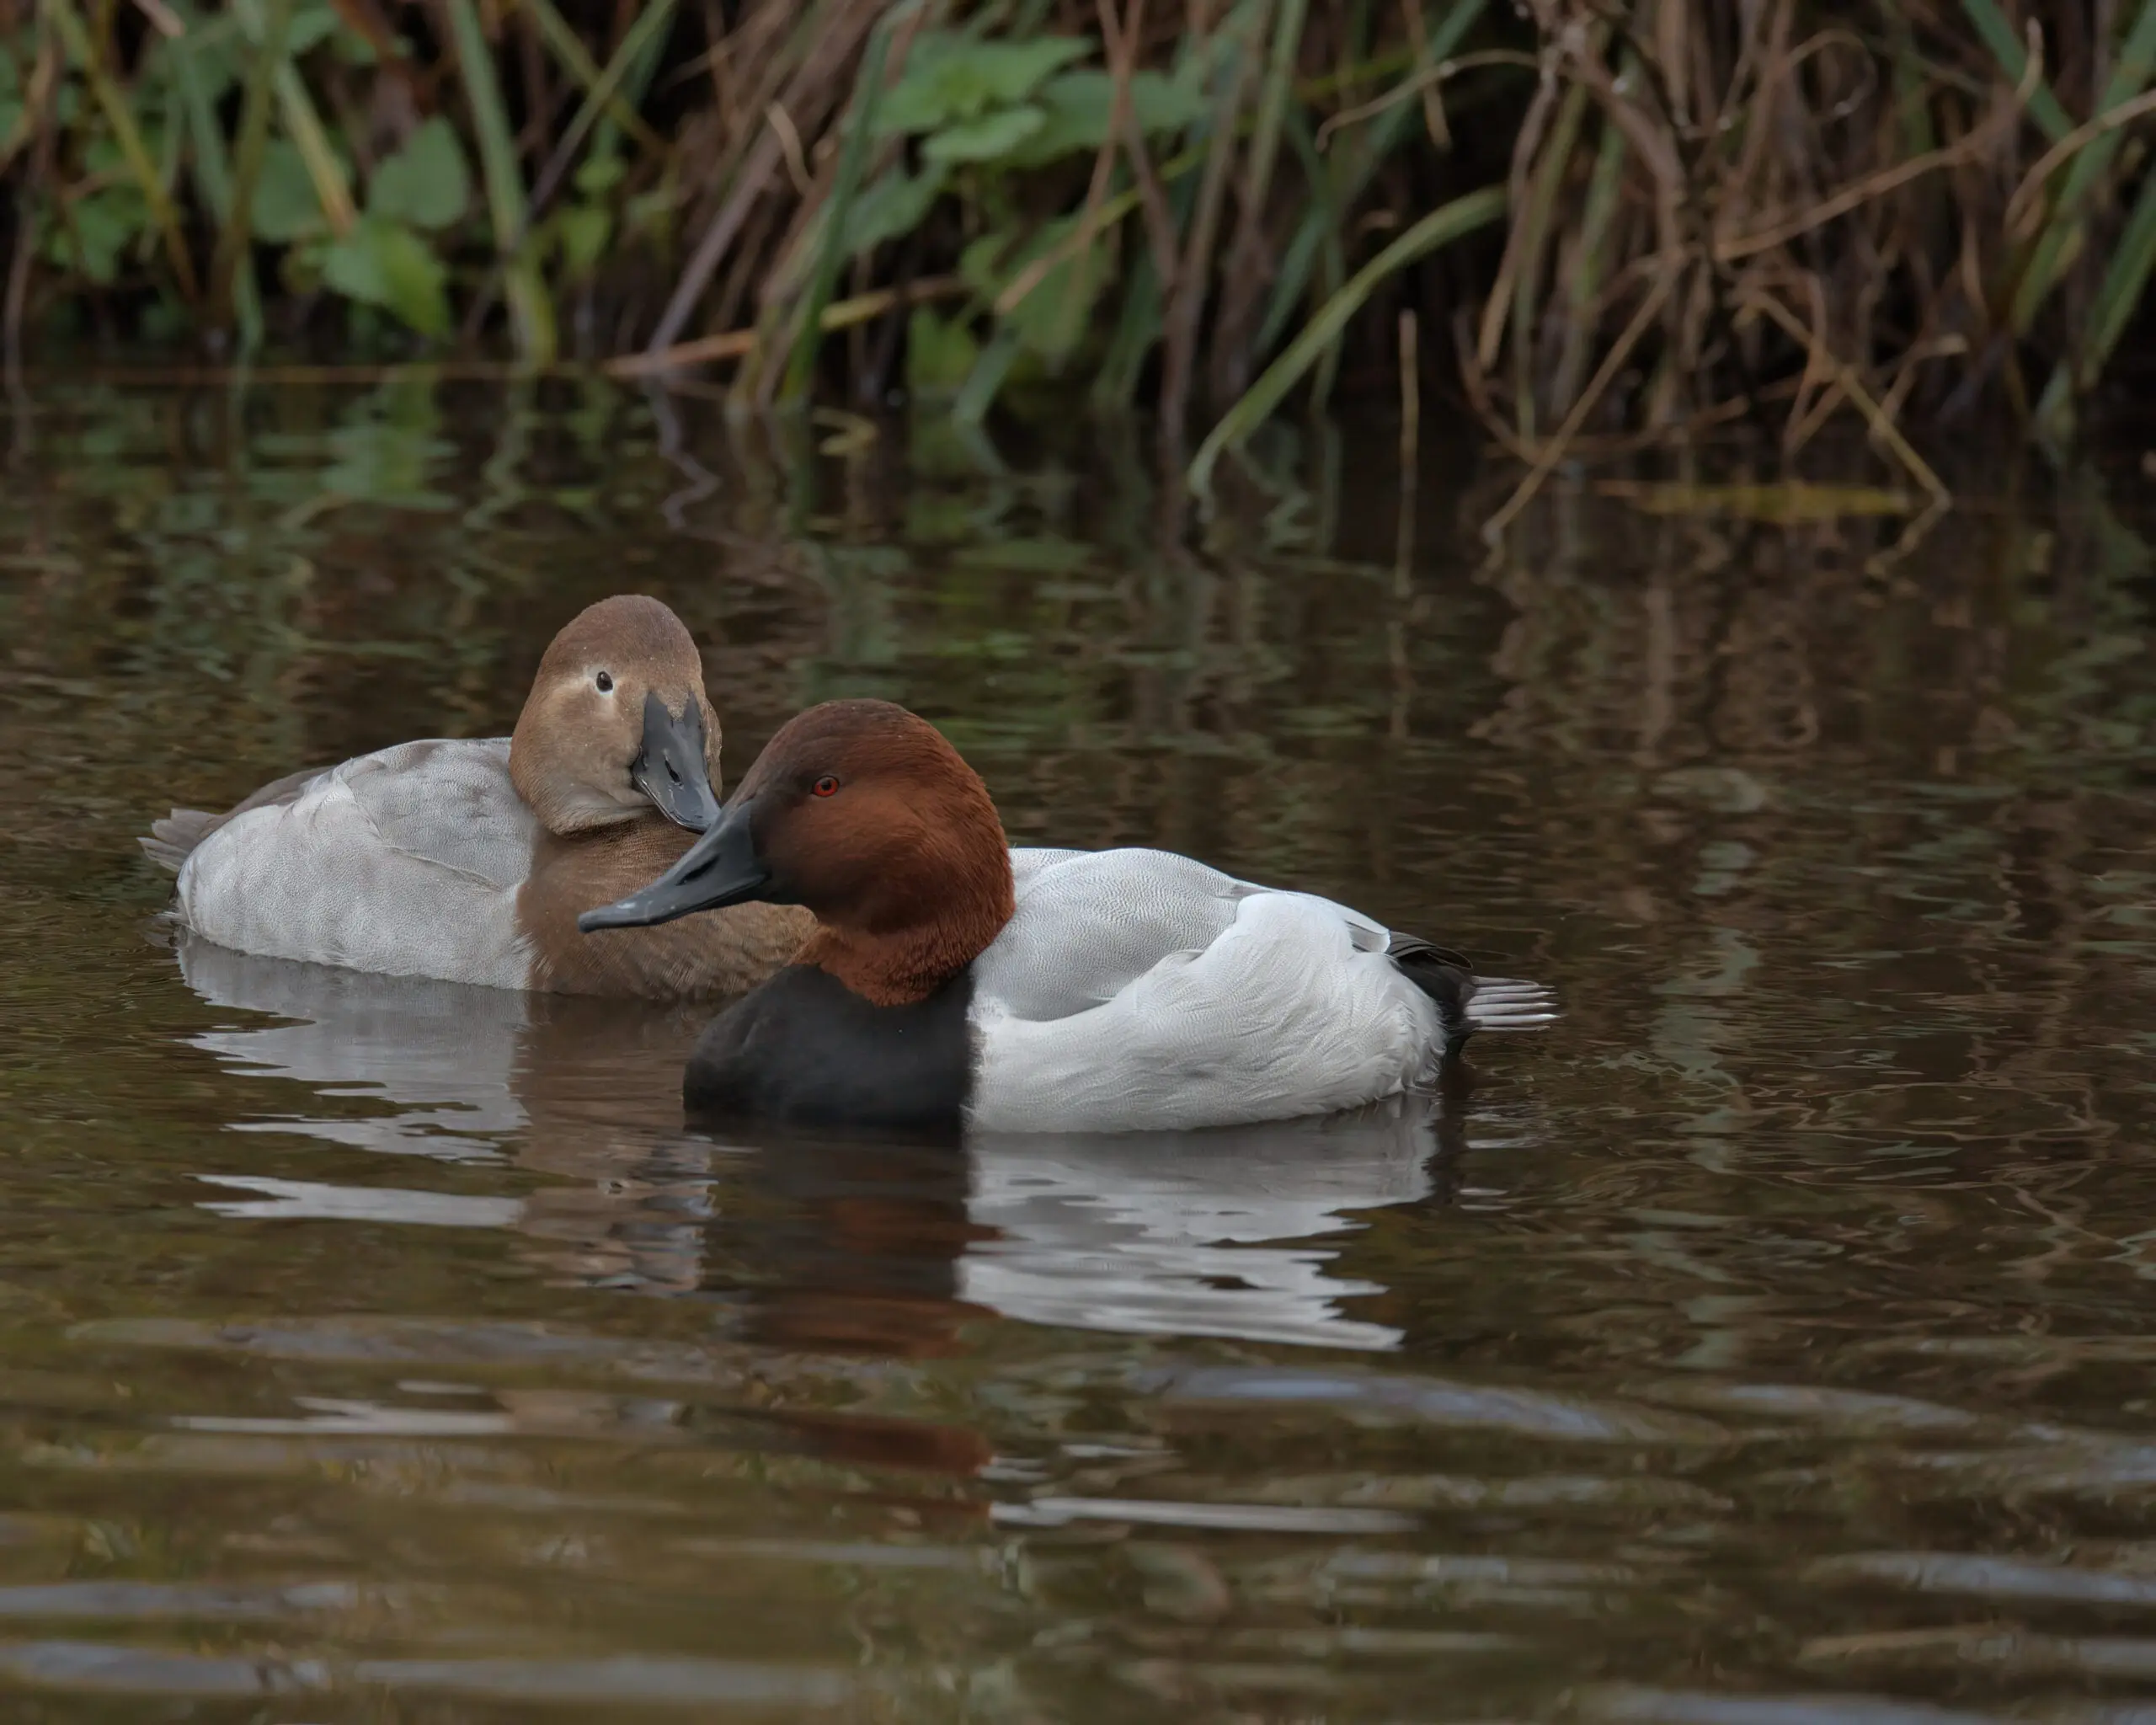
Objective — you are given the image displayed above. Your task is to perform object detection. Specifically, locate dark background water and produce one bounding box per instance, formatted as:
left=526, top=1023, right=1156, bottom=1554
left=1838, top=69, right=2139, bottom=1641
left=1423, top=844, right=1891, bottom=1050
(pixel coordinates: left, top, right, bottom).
left=4, top=382, right=2156, bottom=1721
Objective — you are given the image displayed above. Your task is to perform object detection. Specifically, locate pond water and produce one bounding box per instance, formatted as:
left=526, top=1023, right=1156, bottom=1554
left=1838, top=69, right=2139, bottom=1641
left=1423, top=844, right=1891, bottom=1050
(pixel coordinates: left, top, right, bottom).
left=4, top=382, right=2156, bottom=1722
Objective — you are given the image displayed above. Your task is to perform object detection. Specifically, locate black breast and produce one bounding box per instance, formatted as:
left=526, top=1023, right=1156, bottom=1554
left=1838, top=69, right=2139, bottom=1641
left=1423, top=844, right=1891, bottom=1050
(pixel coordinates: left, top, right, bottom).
left=682, top=965, right=976, bottom=1138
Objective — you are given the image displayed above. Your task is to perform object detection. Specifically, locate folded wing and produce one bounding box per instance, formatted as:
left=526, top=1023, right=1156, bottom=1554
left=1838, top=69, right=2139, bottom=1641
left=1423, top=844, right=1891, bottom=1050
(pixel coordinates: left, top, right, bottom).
left=969, top=849, right=1439, bottom=1132
left=173, top=739, right=538, bottom=988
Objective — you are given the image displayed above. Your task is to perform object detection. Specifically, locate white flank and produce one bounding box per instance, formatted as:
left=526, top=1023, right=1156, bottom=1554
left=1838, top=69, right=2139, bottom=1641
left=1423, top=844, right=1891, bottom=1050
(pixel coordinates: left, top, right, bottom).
left=967, top=849, right=1446, bottom=1133
left=174, top=738, right=536, bottom=990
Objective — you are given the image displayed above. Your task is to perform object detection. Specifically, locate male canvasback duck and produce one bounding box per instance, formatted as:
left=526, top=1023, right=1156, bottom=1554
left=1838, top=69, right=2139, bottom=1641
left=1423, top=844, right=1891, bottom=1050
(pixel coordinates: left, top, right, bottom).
left=579, top=699, right=1555, bottom=1134
left=141, top=595, right=812, bottom=996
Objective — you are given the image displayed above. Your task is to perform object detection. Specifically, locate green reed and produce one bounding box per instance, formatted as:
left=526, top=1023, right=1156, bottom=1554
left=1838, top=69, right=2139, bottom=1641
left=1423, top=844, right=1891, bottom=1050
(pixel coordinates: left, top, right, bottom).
left=4, top=0, right=2156, bottom=490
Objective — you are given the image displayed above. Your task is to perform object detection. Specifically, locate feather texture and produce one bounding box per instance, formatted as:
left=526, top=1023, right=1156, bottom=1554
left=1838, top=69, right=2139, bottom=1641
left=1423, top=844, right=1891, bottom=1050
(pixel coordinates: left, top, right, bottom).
left=968, top=849, right=1468, bottom=1133
left=174, top=739, right=538, bottom=989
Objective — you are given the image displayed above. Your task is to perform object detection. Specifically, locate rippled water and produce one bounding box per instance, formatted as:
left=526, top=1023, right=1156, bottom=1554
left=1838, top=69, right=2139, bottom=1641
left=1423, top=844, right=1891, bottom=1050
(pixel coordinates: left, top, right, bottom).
left=5, top=382, right=2156, bottom=1721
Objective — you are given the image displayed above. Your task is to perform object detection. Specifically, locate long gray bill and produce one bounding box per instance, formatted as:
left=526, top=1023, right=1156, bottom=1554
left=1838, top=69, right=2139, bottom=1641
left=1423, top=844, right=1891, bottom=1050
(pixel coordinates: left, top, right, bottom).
left=578, top=795, right=770, bottom=933
left=630, top=692, right=722, bottom=832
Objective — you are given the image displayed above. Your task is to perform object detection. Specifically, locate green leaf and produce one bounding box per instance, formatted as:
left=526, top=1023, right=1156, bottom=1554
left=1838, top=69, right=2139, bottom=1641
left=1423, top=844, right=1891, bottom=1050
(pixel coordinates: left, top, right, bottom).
left=283, top=3, right=341, bottom=54
left=237, top=0, right=336, bottom=51
left=0, top=46, right=20, bottom=158
left=624, top=187, right=671, bottom=238
left=278, top=235, right=327, bottom=293
left=139, top=291, right=190, bottom=341
left=62, top=188, right=147, bottom=284
left=1190, top=185, right=1507, bottom=499
left=131, top=36, right=185, bottom=113
left=953, top=323, right=1023, bottom=421
left=2007, top=0, right=2156, bottom=334
left=845, top=164, right=947, bottom=254
left=877, top=31, right=1092, bottom=136
left=958, top=232, right=1008, bottom=302
left=333, top=21, right=382, bottom=63
left=249, top=139, right=328, bottom=242
left=574, top=147, right=625, bottom=197
left=556, top=203, right=611, bottom=277
left=1005, top=68, right=1207, bottom=166
left=83, top=134, right=131, bottom=177
left=322, top=214, right=451, bottom=337
left=2035, top=144, right=2156, bottom=440
left=1956, top=0, right=2073, bottom=142
left=961, top=217, right=1102, bottom=360
left=367, top=116, right=470, bottom=230
left=1171, top=28, right=1241, bottom=99
left=442, top=0, right=552, bottom=360
left=906, top=305, right=979, bottom=394
left=923, top=104, right=1045, bottom=164
left=148, top=8, right=245, bottom=104
left=781, top=12, right=892, bottom=403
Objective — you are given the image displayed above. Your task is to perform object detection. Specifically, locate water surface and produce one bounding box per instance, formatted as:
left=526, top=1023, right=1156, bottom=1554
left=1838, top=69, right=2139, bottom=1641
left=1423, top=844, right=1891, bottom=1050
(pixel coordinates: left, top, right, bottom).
left=4, top=384, right=2156, bottom=1720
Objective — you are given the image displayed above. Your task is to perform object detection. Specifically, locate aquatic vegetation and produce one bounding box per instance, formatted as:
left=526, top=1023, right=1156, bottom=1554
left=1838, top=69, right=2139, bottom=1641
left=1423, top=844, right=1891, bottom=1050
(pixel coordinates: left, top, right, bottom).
left=4, top=1, right=2156, bottom=475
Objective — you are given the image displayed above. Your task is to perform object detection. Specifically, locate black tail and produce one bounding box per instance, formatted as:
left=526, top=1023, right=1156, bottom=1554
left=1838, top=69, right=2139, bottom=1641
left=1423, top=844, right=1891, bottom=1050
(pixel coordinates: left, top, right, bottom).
left=1386, top=935, right=1476, bottom=1041
left=1388, top=934, right=1559, bottom=1047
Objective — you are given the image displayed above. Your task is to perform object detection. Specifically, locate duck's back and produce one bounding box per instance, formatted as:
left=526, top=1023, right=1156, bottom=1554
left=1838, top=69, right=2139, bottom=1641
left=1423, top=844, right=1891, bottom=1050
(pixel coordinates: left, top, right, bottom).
left=174, top=739, right=538, bottom=989
left=968, top=848, right=1443, bottom=1133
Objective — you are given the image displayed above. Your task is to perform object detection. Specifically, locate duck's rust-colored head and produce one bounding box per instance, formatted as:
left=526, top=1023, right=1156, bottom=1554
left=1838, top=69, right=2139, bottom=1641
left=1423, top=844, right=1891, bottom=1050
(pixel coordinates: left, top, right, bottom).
left=509, top=595, right=723, bottom=836
left=579, top=699, right=1015, bottom=1005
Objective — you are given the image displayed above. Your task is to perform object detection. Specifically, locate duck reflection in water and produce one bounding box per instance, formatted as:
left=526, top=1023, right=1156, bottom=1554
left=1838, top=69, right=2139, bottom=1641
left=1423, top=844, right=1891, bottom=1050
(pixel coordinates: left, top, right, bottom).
left=173, top=934, right=1485, bottom=1356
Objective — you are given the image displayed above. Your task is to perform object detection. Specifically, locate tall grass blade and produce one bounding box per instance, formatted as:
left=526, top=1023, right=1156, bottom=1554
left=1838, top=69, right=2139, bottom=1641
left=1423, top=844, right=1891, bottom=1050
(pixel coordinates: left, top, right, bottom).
left=228, top=0, right=355, bottom=234
left=1241, top=0, right=1306, bottom=234
left=649, top=0, right=841, bottom=357
left=272, top=63, right=355, bottom=235
left=1548, top=99, right=1625, bottom=414
left=529, top=0, right=678, bottom=216
left=1094, top=248, right=1165, bottom=409
left=1213, top=0, right=1306, bottom=392
left=1505, top=78, right=1588, bottom=439
left=520, top=0, right=670, bottom=160
left=2010, top=0, right=2156, bottom=333
left=443, top=0, right=555, bottom=361
left=954, top=323, right=1025, bottom=424
left=1254, top=106, right=1341, bottom=353
left=46, top=0, right=200, bottom=302
left=1189, top=183, right=1503, bottom=498
left=1957, top=0, right=2073, bottom=142
left=1882, top=9, right=1943, bottom=266
left=1161, top=5, right=1260, bottom=433
left=10, top=0, right=2156, bottom=446
left=2036, top=159, right=2156, bottom=440
left=1398, top=0, right=1449, bottom=144
left=2079, top=163, right=2156, bottom=384
left=779, top=12, right=893, bottom=403
left=1257, top=0, right=1483, bottom=355
left=211, top=0, right=288, bottom=332
left=170, top=10, right=262, bottom=349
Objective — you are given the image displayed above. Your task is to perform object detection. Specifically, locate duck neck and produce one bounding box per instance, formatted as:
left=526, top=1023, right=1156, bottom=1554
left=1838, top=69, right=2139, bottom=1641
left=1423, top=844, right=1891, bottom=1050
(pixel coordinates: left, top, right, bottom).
left=800, top=837, right=1014, bottom=1009
left=510, top=745, right=633, bottom=837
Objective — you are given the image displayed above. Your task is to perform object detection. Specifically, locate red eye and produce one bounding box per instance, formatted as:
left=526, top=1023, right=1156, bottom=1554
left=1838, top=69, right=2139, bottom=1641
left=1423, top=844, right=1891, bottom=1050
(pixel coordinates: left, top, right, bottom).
left=812, top=775, right=840, bottom=798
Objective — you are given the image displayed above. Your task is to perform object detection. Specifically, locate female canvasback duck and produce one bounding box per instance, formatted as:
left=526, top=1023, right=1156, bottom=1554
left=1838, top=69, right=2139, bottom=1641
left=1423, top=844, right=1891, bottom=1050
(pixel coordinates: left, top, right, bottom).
left=141, top=595, right=812, bottom=996
left=579, top=699, right=1555, bottom=1134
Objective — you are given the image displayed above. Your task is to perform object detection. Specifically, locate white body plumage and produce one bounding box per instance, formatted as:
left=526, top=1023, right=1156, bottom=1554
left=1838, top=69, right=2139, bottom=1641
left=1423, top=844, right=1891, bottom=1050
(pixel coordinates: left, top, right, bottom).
left=965, top=848, right=1552, bottom=1133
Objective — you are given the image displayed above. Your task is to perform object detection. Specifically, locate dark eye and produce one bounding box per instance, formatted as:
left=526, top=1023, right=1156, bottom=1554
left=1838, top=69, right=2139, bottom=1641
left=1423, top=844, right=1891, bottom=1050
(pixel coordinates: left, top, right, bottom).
left=812, top=774, right=840, bottom=798
left=595, top=671, right=614, bottom=693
